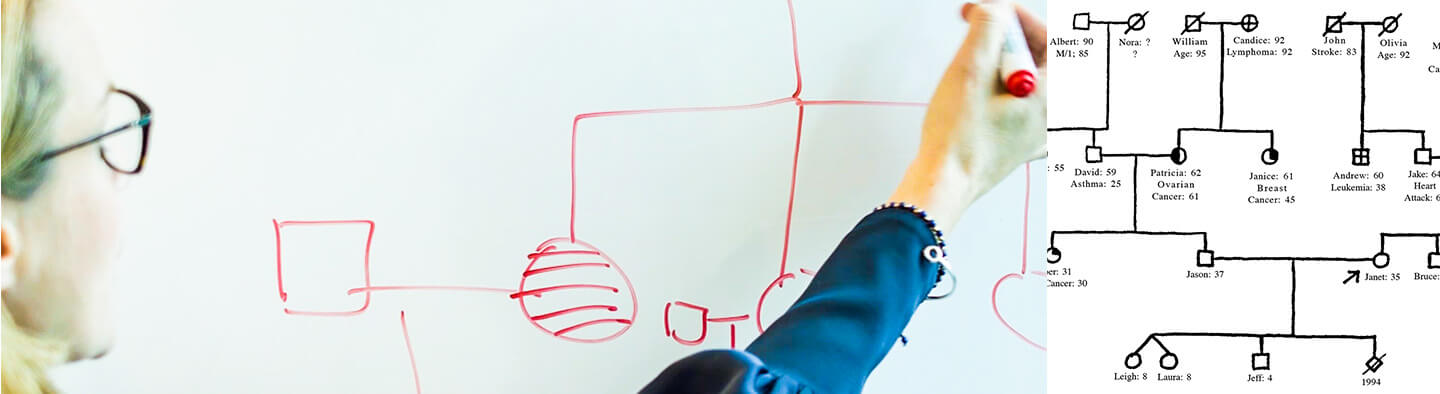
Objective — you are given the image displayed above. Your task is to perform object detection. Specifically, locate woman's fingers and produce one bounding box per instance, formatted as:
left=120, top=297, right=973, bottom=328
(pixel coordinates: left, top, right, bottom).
left=952, top=2, right=1006, bottom=96
left=1014, top=3, right=1048, bottom=68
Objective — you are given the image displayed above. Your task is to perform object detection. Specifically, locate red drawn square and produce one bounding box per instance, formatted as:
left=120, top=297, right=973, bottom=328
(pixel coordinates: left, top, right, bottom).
left=272, top=219, right=375, bottom=316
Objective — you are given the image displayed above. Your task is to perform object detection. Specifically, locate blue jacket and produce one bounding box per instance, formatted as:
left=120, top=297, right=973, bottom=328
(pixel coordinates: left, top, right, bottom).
left=641, top=208, right=941, bottom=393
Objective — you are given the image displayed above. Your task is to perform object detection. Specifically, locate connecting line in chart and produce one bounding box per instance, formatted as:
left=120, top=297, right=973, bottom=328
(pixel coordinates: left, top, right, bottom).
left=1056, top=12, right=1280, bottom=167
left=1051, top=230, right=1437, bottom=373
left=1124, top=257, right=1384, bottom=375
left=1046, top=11, right=1438, bottom=371
left=1324, top=12, right=1434, bottom=166
left=1051, top=232, right=1440, bottom=269
left=1179, top=12, right=1261, bottom=131
left=1127, top=332, right=1384, bottom=375
left=1047, top=12, right=1147, bottom=134
left=1172, top=13, right=1279, bottom=166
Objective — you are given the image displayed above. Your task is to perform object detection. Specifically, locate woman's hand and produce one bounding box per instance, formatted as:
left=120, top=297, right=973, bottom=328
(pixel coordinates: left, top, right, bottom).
left=890, top=1, right=1047, bottom=228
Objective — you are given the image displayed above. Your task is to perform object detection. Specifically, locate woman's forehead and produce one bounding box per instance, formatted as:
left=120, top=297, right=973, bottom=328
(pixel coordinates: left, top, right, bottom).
left=30, top=0, right=113, bottom=143
left=32, top=0, right=111, bottom=110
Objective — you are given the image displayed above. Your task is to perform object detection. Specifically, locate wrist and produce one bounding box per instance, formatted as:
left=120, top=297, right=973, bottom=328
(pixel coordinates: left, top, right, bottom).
left=887, top=152, right=978, bottom=230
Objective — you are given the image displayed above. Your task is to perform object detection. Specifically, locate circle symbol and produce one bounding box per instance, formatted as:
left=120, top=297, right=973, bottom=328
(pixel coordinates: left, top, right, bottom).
left=1372, top=252, right=1390, bottom=269
left=1170, top=147, right=1188, bottom=165
left=1047, top=247, right=1063, bottom=264
left=515, top=237, right=637, bottom=343
left=1381, top=15, right=1399, bottom=34
left=1261, top=148, right=1279, bottom=165
left=1125, top=353, right=1143, bottom=369
left=1160, top=352, right=1180, bottom=370
left=756, top=271, right=814, bottom=333
left=1241, top=14, right=1260, bottom=32
left=1126, top=13, right=1147, bottom=32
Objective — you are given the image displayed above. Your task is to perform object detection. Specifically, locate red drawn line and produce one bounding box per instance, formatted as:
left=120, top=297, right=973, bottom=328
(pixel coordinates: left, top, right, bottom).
left=730, top=324, right=738, bottom=349
left=785, top=0, right=802, bottom=97
left=531, top=305, right=619, bottom=321
left=283, top=309, right=366, bottom=317
left=526, top=245, right=558, bottom=260
left=754, top=273, right=796, bottom=333
left=1029, top=270, right=1047, bottom=277
left=988, top=162, right=1045, bottom=351
left=526, top=249, right=600, bottom=260
left=560, top=0, right=931, bottom=278
left=672, top=300, right=707, bottom=311
left=569, top=97, right=801, bottom=241
left=557, top=0, right=937, bottom=343
left=508, top=284, right=619, bottom=299
left=553, top=318, right=633, bottom=337
left=707, top=314, right=750, bottom=323
left=523, top=262, right=610, bottom=277
left=992, top=273, right=1045, bottom=351
left=672, top=332, right=705, bottom=346
left=563, top=94, right=927, bottom=277
left=574, top=97, right=798, bottom=121
left=798, top=268, right=816, bottom=276
left=799, top=100, right=926, bottom=107
left=346, top=285, right=516, bottom=295
left=778, top=105, right=805, bottom=276
left=273, top=220, right=285, bottom=302
left=400, top=311, right=421, bottom=394
left=276, top=220, right=377, bottom=226
left=1022, top=162, right=1031, bottom=274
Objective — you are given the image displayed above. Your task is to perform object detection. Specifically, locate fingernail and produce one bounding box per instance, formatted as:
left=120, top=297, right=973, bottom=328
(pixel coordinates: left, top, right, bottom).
left=960, top=3, right=975, bottom=21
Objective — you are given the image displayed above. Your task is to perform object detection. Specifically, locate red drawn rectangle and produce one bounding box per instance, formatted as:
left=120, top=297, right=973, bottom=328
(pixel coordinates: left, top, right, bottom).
left=273, top=219, right=375, bottom=316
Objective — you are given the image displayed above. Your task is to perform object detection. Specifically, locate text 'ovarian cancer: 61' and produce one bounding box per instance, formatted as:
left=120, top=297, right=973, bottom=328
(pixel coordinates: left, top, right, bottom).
left=512, top=237, right=638, bottom=343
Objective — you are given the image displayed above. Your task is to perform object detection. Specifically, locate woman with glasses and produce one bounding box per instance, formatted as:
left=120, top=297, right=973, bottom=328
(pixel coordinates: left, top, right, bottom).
left=3, top=0, right=150, bottom=392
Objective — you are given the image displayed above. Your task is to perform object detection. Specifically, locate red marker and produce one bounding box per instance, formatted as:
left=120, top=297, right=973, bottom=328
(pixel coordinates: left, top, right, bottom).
left=998, top=6, right=1037, bottom=97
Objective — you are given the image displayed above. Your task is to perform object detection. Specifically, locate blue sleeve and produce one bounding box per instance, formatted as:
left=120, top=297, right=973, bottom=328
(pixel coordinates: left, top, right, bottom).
left=641, top=208, right=941, bottom=394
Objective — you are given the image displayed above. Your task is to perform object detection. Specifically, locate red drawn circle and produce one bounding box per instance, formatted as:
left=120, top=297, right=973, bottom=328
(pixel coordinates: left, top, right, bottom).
left=515, top=237, right=638, bottom=343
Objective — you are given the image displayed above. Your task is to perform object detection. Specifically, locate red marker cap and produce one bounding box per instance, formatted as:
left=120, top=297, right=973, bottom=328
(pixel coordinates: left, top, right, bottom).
left=1006, top=70, right=1036, bottom=97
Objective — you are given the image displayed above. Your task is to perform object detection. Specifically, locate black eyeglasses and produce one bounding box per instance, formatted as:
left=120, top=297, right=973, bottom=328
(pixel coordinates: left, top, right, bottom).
left=39, top=88, right=151, bottom=174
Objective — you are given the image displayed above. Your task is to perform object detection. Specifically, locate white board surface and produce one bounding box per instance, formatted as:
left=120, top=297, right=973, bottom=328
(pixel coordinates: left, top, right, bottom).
left=51, top=0, right=1046, bottom=392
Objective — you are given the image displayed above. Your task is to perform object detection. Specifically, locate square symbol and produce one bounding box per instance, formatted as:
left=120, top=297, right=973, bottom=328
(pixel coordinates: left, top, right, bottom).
left=273, top=219, right=375, bottom=316
left=1073, top=13, right=1091, bottom=30
left=1415, top=148, right=1432, bottom=165
left=1326, top=15, right=1344, bottom=34
left=1365, top=355, right=1385, bottom=373
left=1351, top=148, right=1370, bottom=166
left=1184, top=15, right=1203, bottom=33
left=1252, top=353, right=1271, bottom=370
left=1085, top=145, right=1103, bottom=163
left=1429, top=253, right=1439, bottom=269
left=1197, top=249, right=1215, bottom=268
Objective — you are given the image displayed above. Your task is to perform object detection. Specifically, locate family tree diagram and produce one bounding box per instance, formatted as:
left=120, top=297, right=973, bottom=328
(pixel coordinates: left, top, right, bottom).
left=267, top=1, right=1043, bottom=392
left=1047, top=1, right=1438, bottom=392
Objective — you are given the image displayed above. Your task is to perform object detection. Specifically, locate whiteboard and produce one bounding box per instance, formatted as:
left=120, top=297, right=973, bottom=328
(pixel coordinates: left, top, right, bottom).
left=51, top=0, right=1046, bottom=392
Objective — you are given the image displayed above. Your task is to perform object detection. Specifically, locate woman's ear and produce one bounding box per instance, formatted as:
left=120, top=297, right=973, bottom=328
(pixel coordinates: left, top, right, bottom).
left=2, top=218, right=19, bottom=290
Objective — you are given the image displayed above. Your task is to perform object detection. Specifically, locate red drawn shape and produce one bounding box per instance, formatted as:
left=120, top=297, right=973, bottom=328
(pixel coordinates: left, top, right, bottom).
left=989, top=163, right=1046, bottom=351
left=273, top=219, right=375, bottom=317
left=515, top=237, right=637, bottom=343
left=753, top=268, right=814, bottom=334
left=664, top=300, right=750, bottom=348
left=665, top=301, right=710, bottom=346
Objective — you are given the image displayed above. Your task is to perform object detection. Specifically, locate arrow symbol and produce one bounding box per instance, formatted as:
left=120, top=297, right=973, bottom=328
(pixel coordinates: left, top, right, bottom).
left=1343, top=270, right=1360, bottom=284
